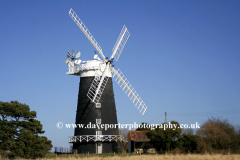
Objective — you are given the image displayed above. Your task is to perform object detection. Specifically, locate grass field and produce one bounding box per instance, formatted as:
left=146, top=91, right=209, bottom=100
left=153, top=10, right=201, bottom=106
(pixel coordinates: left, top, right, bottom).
left=41, top=154, right=240, bottom=160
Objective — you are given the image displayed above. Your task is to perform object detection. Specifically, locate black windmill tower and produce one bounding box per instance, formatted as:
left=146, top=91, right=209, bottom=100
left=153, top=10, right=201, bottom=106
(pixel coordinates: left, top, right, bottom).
left=65, top=8, right=148, bottom=154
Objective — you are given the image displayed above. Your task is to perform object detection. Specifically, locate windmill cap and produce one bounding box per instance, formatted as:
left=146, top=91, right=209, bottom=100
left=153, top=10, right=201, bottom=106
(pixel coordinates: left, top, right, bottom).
left=92, top=54, right=101, bottom=61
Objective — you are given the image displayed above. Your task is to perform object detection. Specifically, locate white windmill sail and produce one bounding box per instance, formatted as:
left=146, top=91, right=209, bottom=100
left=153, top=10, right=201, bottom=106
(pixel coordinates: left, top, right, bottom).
left=110, top=25, right=130, bottom=61
left=110, top=67, right=147, bottom=115
left=69, top=8, right=106, bottom=62
left=87, top=65, right=109, bottom=103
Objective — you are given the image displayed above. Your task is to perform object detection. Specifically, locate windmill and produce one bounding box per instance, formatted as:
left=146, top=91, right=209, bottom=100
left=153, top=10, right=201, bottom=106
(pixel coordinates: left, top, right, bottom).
left=66, top=8, right=147, bottom=154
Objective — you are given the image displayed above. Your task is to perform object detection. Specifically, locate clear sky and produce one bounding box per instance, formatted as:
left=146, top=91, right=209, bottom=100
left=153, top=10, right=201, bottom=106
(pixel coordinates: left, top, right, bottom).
left=1, top=0, right=240, bottom=149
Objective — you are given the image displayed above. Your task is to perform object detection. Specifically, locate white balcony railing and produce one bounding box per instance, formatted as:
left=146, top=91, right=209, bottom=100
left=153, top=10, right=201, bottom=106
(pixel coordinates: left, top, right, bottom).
left=69, top=135, right=127, bottom=143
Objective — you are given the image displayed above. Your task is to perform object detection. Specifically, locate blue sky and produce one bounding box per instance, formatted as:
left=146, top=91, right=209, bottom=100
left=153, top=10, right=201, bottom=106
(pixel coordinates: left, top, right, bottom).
left=1, top=0, right=240, bottom=149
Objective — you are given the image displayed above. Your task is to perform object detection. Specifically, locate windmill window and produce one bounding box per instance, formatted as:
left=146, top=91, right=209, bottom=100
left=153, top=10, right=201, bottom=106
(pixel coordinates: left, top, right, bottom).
left=96, top=103, right=101, bottom=108
left=96, top=119, right=101, bottom=124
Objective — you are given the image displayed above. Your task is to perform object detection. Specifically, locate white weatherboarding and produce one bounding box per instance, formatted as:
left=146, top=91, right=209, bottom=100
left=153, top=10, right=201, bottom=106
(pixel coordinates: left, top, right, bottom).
left=66, top=8, right=147, bottom=115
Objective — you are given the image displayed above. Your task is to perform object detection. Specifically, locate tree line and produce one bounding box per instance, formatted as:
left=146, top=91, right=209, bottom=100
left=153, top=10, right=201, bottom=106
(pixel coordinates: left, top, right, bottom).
left=136, top=118, right=240, bottom=154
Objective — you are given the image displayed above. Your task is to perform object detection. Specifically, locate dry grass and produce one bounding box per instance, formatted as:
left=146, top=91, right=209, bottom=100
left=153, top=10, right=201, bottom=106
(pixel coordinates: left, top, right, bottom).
left=38, top=154, right=240, bottom=160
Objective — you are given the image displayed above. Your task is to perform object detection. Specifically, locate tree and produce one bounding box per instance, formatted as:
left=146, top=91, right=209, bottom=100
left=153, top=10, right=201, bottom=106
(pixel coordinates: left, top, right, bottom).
left=196, top=117, right=240, bottom=153
left=117, top=128, right=129, bottom=154
left=0, top=101, right=52, bottom=158
left=176, top=134, right=198, bottom=153
left=146, top=121, right=182, bottom=152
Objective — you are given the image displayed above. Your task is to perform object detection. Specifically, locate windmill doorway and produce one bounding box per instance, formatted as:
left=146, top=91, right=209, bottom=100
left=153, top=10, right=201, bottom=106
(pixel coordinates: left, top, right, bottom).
left=96, top=142, right=102, bottom=154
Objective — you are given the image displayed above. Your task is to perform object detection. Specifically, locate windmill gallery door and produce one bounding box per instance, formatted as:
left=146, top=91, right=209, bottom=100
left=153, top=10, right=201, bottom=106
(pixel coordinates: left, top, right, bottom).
left=97, top=142, right=102, bottom=154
